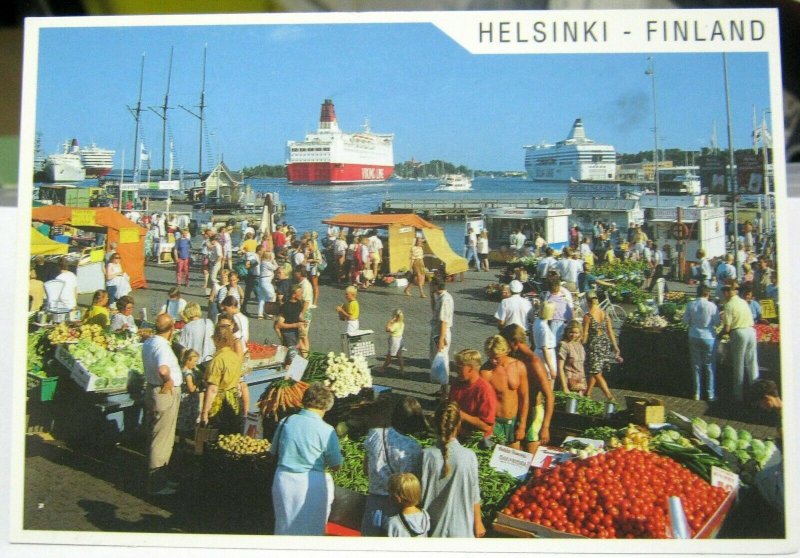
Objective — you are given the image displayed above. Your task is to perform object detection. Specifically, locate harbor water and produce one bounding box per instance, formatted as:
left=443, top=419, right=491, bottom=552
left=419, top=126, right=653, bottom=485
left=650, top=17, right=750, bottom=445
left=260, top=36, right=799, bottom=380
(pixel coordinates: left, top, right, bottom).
left=246, top=176, right=573, bottom=250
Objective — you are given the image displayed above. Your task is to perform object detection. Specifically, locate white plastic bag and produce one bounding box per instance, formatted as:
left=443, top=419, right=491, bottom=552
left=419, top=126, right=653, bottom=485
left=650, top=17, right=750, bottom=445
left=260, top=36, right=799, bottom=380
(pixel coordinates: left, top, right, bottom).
left=430, top=350, right=450, bottom=385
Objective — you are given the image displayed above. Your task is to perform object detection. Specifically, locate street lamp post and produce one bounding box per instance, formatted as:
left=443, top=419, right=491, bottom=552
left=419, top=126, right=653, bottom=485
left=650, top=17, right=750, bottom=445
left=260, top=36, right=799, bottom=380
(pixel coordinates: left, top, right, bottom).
left=723, top=53, right=739, bottom=276
left=645, top=57, right=660, bottom=207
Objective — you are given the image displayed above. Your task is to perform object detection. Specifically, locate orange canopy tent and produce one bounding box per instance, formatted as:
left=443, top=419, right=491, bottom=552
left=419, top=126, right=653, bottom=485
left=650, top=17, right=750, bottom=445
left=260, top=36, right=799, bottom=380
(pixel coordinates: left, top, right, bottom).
left=31, top=206, right=148, bottom=289
left=323, top=213, right=468, bottom=276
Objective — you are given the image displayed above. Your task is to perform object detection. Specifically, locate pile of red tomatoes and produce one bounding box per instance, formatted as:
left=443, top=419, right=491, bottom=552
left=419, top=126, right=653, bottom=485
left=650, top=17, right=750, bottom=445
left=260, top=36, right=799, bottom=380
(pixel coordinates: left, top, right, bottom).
left=754, top=323, right=780, bottom=344
left=502, top=448, right=730, bottom=538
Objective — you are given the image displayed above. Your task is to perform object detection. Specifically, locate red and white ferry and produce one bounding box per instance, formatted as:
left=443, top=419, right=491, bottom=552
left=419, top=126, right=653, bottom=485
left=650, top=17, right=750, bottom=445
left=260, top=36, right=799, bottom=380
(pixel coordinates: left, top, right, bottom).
left=286, top=99, right=394, bottom=184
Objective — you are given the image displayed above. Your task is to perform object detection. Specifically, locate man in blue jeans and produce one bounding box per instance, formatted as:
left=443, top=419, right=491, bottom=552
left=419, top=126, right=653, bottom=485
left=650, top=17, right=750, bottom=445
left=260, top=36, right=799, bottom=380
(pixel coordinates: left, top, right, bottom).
left=683, top=285, right=720, bottom=401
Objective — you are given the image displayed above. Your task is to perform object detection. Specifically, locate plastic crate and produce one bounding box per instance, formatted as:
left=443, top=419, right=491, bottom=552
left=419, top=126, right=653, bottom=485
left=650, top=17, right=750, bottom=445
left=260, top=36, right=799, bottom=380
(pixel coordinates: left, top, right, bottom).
left=39, top=376, right=58, bottom=402
left=27, top=373, right=59, bottom=402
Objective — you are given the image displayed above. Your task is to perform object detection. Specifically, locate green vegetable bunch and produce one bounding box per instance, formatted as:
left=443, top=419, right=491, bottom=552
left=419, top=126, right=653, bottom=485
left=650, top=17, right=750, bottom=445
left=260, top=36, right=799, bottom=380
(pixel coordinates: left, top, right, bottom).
left=554, top=391, right=605, bottom=417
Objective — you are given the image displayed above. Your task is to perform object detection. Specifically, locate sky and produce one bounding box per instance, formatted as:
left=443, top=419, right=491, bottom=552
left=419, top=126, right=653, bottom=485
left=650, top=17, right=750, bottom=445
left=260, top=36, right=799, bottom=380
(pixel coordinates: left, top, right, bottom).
left=31, top=21, right=773, bottom=173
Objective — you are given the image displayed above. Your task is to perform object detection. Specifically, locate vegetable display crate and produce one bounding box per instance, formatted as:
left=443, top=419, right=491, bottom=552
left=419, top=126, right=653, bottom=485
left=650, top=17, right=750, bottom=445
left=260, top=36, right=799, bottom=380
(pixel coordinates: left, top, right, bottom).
left=55, top=343, right=139, bottom=393
left=493, top=488, right=736, bottom=539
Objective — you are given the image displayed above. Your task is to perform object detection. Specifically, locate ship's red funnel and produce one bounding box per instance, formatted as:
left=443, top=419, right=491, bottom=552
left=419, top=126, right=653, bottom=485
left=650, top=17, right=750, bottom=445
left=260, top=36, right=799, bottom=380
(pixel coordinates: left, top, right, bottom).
left=320, top=99, right=337, bottom=123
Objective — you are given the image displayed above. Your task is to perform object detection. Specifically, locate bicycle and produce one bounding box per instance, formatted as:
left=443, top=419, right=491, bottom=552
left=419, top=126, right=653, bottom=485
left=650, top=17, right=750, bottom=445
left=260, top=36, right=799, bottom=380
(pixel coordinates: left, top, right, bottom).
left=599, top=290, right=627, bottom=331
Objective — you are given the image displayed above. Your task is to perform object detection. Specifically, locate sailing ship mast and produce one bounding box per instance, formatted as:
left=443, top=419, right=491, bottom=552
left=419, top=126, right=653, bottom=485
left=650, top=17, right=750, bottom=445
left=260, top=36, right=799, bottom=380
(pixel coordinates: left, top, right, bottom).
left=149, top=46, right=174, bottom=178
left=127, top=54, right=145, bottom=183
left=180, top=44, right=207, bottom=186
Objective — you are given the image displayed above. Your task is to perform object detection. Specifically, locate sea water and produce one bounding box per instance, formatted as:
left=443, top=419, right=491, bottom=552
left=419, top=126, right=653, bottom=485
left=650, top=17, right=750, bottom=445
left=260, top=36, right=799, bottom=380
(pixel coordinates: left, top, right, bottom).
left=246, top=176, right=571, bottom=250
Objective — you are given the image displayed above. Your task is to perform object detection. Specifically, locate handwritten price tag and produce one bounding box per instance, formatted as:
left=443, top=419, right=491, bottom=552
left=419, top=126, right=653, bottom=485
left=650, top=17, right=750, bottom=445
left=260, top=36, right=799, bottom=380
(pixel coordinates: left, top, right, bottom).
left=711, top=466, right=739, bottom=494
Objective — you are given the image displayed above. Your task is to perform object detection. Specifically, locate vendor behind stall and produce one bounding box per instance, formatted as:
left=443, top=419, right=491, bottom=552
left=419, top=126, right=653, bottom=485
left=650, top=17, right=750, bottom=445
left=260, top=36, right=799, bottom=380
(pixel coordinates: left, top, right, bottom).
left=110, top=296, right=138, bottom=334
left=83, top=289, right=110, bottom=328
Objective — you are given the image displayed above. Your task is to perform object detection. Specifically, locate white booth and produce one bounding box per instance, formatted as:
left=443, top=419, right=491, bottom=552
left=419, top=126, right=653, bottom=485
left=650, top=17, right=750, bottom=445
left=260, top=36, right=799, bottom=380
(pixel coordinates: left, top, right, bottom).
left=483, top=207, right=572, bottom=252
left=648, top=205, right=727, bottom=262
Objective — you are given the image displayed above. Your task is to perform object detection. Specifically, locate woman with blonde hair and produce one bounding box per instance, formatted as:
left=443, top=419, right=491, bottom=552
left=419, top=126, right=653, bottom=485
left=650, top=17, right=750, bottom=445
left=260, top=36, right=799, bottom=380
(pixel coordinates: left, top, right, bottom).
left=379, top=308, right=405, bottom=373
left=404, top=236, right=427, bottom=298
left=419, top=401, right=485, bottom=538
left=199, top=325, right=248, bottom=434
left=179, top=301, right=215, bottom=363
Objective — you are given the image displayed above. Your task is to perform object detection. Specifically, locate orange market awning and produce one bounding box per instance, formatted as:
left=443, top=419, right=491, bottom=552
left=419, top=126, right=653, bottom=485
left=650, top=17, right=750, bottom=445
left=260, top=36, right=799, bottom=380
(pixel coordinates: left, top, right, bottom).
left=322, top=213, right=441, bottom=230
left=31, top=206, right=147, bottom=289
left=323, top=213, right=467, bottom=276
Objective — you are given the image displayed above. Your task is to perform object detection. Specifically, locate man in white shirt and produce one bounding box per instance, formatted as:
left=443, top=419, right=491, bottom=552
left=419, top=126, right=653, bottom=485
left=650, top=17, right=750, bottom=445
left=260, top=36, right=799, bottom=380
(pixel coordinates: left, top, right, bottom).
left=142, top=313, right=182, bottom=496
left=48, top=257, right=79, bottom=311
left=367, top=230, right=384, bottom=280
left=430, top=276, right=454, bottom=399
left=536, top=248, right=557, bottom=281
left=533, top=232, right=546, bottom=256
left=494, top=280, right=533, bottom=332
left=465, top=227, right=480, bottom=270
left=562, top=251, right=584, bottom=293
left=513, top=230, right=527, bottom=256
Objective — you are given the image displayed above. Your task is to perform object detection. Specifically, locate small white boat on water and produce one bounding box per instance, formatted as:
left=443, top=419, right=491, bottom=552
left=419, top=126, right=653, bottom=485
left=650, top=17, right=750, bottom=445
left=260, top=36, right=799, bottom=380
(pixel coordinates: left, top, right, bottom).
left=435, top=173, right=472, bottom=191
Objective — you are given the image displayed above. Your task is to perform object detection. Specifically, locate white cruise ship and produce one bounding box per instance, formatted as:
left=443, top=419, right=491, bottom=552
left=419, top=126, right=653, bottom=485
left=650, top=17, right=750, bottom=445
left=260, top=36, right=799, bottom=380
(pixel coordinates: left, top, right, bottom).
left=79, top=142, right=115, bottom=177
left=524, top=119, right=617, bottom=182
left=42, top=139, right=86, bottom=183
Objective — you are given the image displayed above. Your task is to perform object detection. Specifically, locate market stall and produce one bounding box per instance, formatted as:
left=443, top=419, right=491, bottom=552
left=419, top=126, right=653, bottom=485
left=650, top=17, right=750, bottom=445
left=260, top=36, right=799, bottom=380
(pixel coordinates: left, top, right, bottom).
left=322, top=213, right=468, bottom=276
left=30, top=226, right=69, bottom=256
left=483, top=207, right=572, bottom=262
left=32, top=206, right=148, bottom=289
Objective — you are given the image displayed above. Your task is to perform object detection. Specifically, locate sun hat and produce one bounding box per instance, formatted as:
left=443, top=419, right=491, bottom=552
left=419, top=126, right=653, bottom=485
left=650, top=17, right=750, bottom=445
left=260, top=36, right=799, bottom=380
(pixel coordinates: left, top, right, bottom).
left=509, top=280, right=523, bottom=294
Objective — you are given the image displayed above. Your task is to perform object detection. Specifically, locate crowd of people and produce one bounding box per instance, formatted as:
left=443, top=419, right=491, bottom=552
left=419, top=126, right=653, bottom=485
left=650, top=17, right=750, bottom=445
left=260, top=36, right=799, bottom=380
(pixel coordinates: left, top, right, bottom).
left=28, top=207, right=783, bottom=533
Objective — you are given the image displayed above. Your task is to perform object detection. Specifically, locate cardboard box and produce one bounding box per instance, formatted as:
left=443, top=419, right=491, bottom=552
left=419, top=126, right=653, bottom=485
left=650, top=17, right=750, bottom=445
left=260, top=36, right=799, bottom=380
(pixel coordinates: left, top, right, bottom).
left=626, top=396, right=665, bottom=425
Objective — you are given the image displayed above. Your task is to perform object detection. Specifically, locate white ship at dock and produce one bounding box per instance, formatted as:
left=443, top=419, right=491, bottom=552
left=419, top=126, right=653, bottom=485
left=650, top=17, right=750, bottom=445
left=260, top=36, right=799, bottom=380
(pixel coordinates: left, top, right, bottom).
left=524, top=118, right=617, bottom=182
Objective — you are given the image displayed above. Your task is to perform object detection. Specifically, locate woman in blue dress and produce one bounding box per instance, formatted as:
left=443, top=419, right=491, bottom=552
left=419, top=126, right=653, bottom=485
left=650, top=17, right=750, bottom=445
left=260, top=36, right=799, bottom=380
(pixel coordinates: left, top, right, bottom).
left=269, top=383, right=342, bottom=535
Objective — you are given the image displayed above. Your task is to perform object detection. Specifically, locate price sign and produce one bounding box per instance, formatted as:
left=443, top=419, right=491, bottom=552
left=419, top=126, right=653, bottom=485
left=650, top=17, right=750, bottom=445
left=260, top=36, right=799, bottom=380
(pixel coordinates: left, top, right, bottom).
left=760, top=299, right=777, bottom=319
left=71, top=209, right=96, bottom=227
left=284, top=355, right=308, bottom=382
left=710, top=466, right=740, bottom=494
left=489, top=444, right=534, bottom=479
left=531, top=446, right=571, bottom=469
left=119, top=227, right=140, bottom=244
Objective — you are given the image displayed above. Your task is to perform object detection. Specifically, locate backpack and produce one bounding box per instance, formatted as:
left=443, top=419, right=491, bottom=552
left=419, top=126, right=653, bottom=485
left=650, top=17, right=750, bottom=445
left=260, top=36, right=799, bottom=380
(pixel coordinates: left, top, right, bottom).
left=235, top=260, right=249, bottom=279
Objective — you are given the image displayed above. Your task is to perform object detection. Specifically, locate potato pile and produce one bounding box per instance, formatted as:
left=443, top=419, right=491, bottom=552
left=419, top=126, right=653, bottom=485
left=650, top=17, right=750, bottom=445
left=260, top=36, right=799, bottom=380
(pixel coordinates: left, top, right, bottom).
left=216, top=433, right=271, bottom=456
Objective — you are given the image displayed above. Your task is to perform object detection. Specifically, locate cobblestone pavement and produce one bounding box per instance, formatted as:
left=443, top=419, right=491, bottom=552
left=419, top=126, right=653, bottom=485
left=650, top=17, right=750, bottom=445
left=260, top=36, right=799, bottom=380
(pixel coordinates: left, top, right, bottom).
left=22, top=249, right=784, bottom=536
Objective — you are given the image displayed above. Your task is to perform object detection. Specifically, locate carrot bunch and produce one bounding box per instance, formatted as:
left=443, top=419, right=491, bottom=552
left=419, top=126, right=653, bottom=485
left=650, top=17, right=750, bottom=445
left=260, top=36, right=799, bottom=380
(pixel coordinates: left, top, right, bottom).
left=259, top=380, right=309, bottom=420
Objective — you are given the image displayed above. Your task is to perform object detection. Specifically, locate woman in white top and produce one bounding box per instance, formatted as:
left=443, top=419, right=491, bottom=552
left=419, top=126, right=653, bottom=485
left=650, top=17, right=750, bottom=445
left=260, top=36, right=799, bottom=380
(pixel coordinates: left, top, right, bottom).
left=532, top=301, right=557, bottom=386
left=105, top=253, right=131, bottom=303
left=159, top=286, right=188, bottom=322
left=256, top=247, right=278, bottom=319
left=110, top=296, right=138, bottom=333
left=361, top=396, right=427, bottom=536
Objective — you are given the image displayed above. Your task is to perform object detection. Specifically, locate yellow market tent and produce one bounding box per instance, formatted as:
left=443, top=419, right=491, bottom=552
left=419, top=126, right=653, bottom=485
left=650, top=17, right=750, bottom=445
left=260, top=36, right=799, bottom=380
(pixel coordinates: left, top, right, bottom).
left=322, top=213, right=468, bottom=276
left=30, top=227, right=68, bottom=256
